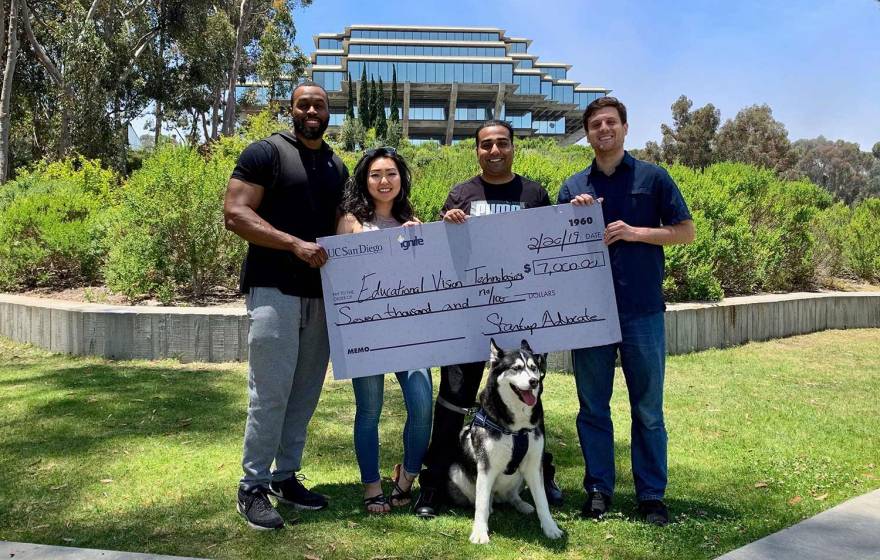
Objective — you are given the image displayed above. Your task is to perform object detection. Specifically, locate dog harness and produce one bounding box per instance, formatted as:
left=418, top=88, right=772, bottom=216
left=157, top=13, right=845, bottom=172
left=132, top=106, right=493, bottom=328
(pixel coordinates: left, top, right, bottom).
left=471, top=408, right=536, bottom=475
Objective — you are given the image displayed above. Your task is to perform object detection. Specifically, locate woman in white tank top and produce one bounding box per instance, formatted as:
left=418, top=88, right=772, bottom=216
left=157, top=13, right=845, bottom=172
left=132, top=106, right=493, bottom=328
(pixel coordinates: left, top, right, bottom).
left=336, top=147, right=433, bottom=514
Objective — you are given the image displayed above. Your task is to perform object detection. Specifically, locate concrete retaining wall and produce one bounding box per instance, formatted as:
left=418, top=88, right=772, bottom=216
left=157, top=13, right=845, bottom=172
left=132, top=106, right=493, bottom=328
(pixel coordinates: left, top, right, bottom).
left=2, top=292, right=879, bottom=368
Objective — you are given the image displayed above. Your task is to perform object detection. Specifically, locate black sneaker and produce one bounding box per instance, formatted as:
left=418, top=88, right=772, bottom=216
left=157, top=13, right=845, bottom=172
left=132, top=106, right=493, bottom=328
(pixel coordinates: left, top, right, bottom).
left=581, top=491, right=612, bottom=519
left=638, top=499, right=669, bottom=526
left=269, top=474, right=328, bottom=510
left=542, top=452, right=564, bottom=506
left=237, top=487, right=284, bottom=530
left=412, top=486, right=441, bottom=518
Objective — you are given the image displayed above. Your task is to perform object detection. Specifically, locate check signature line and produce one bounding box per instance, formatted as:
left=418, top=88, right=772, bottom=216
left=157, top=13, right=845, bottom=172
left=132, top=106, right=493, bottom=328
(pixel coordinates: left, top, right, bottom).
left=482, top=317, right=606, bottom=336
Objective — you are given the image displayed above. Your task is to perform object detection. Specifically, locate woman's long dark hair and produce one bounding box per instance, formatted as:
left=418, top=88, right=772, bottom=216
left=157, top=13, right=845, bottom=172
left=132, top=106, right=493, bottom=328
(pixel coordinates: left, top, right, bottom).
left=341, top=148, right=415, bottom=224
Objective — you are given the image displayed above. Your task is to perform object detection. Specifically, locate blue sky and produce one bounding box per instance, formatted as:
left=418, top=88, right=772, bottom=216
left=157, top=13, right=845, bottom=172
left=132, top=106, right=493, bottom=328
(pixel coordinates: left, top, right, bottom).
left=135, top=1, right=880, bottom=149
left=288, top=0, right=880, bottom=149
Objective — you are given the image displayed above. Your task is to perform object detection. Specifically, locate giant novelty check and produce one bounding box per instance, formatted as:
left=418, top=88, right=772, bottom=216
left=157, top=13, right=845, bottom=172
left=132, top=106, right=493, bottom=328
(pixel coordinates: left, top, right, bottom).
left=318, top=203, right=621, bottom=380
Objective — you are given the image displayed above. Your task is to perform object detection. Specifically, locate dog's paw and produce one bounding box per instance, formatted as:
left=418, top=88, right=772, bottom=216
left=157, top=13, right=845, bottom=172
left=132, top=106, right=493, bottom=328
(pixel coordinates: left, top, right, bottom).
left=469, top=530, right=490, bottom=544
left=514, top=501, right=535, bottom=515
left=542, top=521, right=564, bottom=540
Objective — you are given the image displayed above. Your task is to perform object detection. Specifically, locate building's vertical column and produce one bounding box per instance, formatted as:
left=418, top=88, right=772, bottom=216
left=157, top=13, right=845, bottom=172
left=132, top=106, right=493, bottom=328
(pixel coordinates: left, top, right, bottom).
left=402, top=82, right=411, bottom=138
left=494, top=83, right=506, bottom=120
left=445, top=83, right=458, bottom=146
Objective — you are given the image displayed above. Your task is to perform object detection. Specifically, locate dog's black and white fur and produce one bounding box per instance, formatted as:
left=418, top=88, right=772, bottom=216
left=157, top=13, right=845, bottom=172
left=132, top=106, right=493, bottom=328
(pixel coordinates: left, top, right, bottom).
left=447, top=339, right=563, bottom=544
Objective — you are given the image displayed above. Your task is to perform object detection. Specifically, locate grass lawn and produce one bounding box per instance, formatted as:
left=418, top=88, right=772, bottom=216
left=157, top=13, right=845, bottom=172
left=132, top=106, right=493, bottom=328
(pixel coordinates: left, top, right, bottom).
left=1, top=329, right=878, bottom=560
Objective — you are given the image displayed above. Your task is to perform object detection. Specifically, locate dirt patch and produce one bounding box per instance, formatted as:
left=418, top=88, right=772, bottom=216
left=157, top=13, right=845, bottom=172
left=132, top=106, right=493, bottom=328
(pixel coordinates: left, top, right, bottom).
left=17, top=286, right=245, bottom=308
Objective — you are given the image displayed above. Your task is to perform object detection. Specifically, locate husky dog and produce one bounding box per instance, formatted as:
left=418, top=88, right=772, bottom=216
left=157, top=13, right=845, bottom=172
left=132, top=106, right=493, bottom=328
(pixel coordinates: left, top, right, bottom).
left=447, top=339, right=564, bottom=544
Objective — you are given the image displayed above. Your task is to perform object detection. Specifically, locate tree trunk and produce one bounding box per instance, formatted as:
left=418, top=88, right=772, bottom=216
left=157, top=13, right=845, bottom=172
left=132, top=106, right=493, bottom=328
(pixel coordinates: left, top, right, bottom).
left=153, top=3, right=166, bottom=147
left=210, top=84, right=221, bottom=139
left=113, top=96, right=128, bottom=174
left=200, top=111, right=209, bottom=142
left=222, top=0, right=250, bottom=136
left=19, top=0, right=71, bottom=157
left=0, top=0, right=19, bottom=183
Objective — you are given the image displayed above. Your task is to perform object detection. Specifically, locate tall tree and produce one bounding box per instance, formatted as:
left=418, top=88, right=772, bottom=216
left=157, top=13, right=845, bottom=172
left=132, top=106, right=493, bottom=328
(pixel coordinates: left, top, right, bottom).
left=222, top=0, right=313, bottom=136
left=716, top=104, right=795, bottom=173
left=0, top=0, right=20, bottom=182
left=389, top=64, right=399, bottom=123
left=660, top=95, right=720, bottom=168
left=357, top=65, right=369, bottom=129
left=790, top=137, right=879, bottom=204
left=221, top=0, right=251, bottom=135
left=345, top=71, right=354, bottom=118
left=368, top=76, right=378, bottom=129
left=872, top=141, right=880, bottom=160
left=375, top=77, right=387, bottom=139
left=254, top=0, right=308, bottom=106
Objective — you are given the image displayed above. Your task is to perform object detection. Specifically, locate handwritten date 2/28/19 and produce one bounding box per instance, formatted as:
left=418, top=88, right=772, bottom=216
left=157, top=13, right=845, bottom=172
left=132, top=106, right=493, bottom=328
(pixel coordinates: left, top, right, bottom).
left=527, top=227, right=602, bottom=254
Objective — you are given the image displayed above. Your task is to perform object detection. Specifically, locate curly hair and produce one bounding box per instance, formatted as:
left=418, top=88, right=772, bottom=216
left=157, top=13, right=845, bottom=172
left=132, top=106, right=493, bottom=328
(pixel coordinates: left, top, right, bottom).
left=341, top=148, right=415, bottom=224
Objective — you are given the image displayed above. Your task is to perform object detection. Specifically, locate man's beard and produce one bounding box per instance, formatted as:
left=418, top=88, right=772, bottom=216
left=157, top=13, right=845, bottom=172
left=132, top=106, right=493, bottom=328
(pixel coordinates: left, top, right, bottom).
left=294, top=115, right=329, bottom=140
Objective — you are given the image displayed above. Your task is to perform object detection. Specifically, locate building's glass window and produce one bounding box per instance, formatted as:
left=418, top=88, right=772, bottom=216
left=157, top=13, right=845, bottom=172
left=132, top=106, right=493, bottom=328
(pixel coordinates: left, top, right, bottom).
left=315, top=55, right=341, bottom=65
left=236, top=85, right=270, bottom=104
left=409, top=137, right=443, bottom=146
left=318, top=38, right=341, bottom=49
left=348, top=61, right=512, bottom=85
left=541, top=80, right=552, bottom=98
left=574, top=91, right=606, bottom=109
left=312, top=71, right=343, bottom=91
left=513, top=74, right=540, bottom=94
left=541, top=67, right=566, bottom=80
left=348, top=44, right=505, bottom=57
left=509, top=42, right=527, bottom=53
left=409, top=105, right=446, bottom=120
left=506, top=110, right=532, bottom=129
left=329, top=112, right=346, bottom=126
left=455, top=106, right=491, bottom=121
left=534, top=117, right=565, bottom=135
left=518, top=59, right=533, bottom=68
left=552, top=84, right=574, bottom=104
left=350, top=30, right=502, bottom=42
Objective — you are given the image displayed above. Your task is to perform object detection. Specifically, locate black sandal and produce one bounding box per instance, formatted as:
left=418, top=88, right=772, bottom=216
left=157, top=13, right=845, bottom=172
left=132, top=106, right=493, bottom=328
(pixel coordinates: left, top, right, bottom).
left=390, top=463, right=414, bottom=507
left=363, top=492, right=389, bottom=514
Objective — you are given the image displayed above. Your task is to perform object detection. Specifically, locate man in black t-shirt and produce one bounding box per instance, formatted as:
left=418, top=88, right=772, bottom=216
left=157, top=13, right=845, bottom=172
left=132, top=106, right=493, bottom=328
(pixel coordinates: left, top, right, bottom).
left=413, top=120, right=562, bottom=518
left=223, top=82, right=348, bottom=530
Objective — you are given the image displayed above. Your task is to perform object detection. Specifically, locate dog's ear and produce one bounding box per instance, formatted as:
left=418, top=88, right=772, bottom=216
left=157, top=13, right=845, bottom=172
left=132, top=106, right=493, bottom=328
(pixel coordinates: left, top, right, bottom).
left=536, top=353, right=548, bottom=377
left=520, top=339, right=533, bottom=354
left=489, top=338, right=503, bottom=364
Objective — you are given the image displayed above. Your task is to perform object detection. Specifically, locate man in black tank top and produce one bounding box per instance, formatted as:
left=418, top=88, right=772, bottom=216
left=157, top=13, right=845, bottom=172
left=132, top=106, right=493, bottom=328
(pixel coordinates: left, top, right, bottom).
left=224, top=82, right=348, bottom=530
left=413, top=120, right=563, bottom=518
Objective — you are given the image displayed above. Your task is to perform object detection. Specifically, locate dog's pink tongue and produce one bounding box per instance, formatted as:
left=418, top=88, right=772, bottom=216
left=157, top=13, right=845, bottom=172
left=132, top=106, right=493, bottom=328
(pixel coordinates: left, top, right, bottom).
left=522, top=389, right=537, bottom=406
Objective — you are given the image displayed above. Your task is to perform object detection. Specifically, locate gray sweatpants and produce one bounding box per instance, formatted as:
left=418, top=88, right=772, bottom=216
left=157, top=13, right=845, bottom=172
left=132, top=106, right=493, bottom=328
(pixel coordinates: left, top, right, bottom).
left=240, top=287, right=330, bottom=490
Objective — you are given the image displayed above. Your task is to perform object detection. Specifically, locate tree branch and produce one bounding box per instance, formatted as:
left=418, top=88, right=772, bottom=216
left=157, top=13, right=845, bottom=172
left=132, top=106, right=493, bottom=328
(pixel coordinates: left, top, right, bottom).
left=20, top=0, right=64, bottom=86
left=75, top=0, right=102, bottom=43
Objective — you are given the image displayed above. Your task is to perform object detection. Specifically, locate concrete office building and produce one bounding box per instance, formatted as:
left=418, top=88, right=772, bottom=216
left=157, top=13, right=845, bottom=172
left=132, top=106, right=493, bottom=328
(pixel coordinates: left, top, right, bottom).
left=242, top=25, right=610, bottom=145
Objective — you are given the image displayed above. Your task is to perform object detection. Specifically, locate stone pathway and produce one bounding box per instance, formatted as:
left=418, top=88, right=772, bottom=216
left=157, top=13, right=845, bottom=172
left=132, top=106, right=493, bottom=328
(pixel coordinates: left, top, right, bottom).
left=0, top=542, right=205, bottom=560
left=716, top=488, right=880, bottom=560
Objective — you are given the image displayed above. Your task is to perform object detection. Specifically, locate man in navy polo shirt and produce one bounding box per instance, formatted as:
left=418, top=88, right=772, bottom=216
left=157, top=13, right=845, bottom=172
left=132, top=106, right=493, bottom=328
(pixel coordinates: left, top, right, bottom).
left=557, top=97, right=694, bottom=526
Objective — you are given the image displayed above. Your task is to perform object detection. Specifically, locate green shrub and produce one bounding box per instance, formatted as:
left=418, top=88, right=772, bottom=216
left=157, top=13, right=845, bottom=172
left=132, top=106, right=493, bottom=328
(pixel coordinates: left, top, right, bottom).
left=336, top=138, right=593, bottom=221
left=846, top=198, right=880, bottom=280
left=104, top=145, right=246, bottom=302
left=0, top=158, right=117, bottom=290
left=812, top=203, right=852, bottom=279
left=669, top=162, right=833, bottom=298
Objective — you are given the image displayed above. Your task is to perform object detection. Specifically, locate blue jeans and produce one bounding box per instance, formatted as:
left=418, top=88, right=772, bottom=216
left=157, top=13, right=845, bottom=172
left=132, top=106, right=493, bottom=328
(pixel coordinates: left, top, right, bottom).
left=352, top=369, right=433, bottom=484
left=572, top=311, right=667, bottom=501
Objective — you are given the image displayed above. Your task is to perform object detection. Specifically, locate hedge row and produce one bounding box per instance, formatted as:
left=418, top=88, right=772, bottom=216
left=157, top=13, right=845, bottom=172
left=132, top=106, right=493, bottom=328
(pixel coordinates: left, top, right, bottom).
left=1, top=124, right=877, bottom=303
